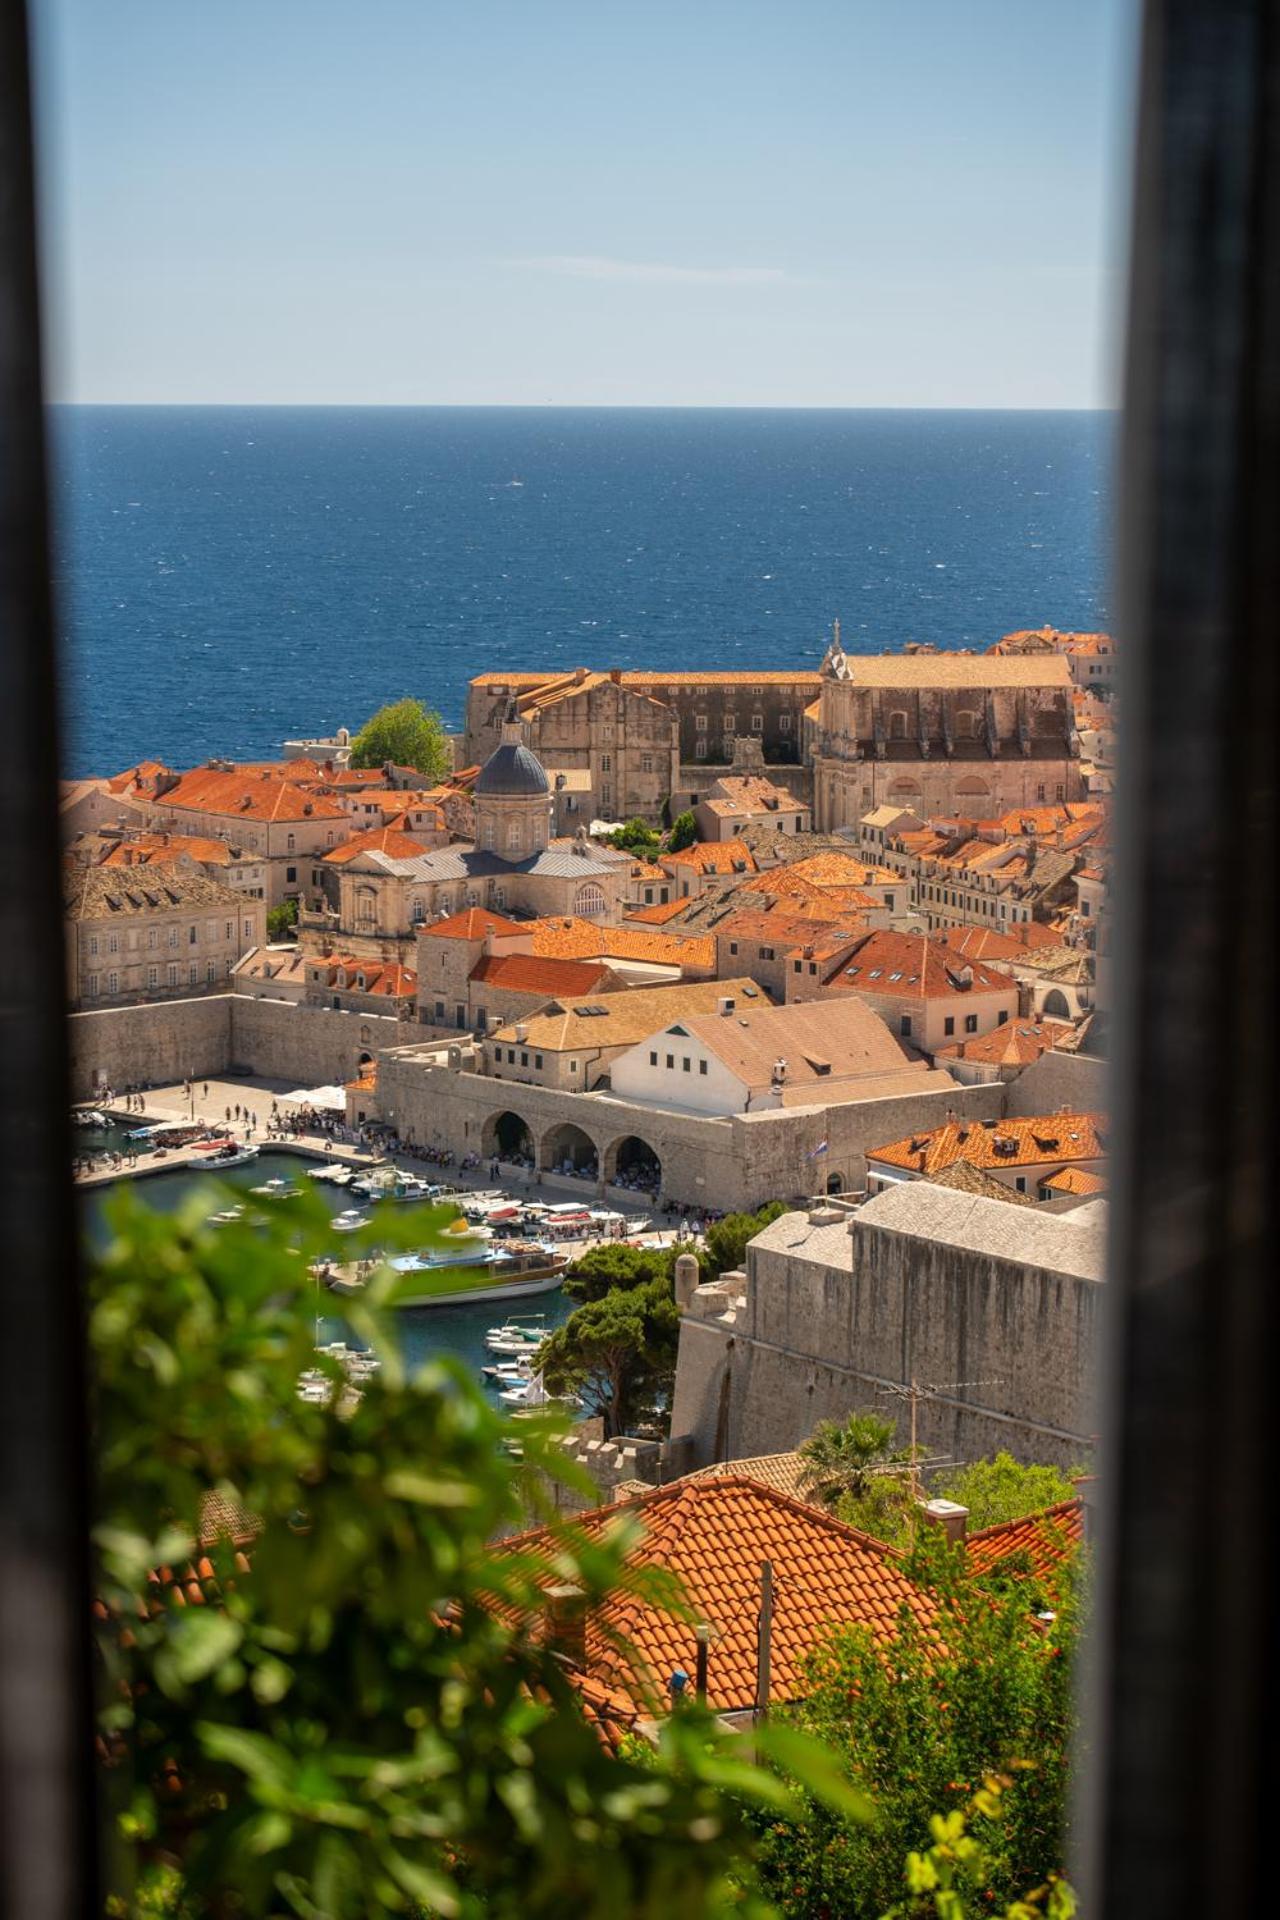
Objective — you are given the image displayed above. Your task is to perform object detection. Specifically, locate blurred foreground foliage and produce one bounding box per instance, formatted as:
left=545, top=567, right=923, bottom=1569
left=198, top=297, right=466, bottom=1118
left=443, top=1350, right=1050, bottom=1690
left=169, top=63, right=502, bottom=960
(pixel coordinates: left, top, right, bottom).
left=89, top=1182, right=859, bottom=1918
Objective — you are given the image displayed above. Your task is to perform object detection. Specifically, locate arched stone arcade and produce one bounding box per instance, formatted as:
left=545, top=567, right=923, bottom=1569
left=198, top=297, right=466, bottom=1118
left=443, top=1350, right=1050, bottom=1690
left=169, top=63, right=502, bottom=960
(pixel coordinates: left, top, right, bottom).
left=603, top=1133, right=663, bottom=1197
left=540, top=1121, right=600, bottom=1180
left=481, top=1109, right=537, bottom=1166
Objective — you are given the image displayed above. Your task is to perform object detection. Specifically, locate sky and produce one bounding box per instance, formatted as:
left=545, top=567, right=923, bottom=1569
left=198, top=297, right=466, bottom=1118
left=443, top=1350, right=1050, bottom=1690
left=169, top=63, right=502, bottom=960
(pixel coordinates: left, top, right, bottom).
left=33, top=0, right=1135, bottom=408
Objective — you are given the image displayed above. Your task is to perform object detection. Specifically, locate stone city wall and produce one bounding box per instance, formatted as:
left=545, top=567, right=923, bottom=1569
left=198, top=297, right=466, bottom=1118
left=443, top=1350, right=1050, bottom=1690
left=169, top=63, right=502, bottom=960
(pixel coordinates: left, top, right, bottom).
left=668, top=1213, right=1100, bottom=1473
left=372, top=1050, right=1003, bottom=1209
left=1004, top=1045, right=1107, bottom=1118
left=69, top=994, right=403, bottom=1097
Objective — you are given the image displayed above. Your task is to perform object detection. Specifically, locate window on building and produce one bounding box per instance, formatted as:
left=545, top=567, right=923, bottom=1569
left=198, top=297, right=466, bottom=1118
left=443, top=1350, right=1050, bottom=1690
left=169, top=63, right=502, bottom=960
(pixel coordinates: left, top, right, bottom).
left=695, top=712, right=707, bottom=730
left=965, top=1013, right=978, bottom=1033
left=641, top=753, right=652, bottom=773
left=649, top=1051, right=658, bottom=1066
left=206, top=961, right=215, bottom=982
left=108, top=933, right=119, bottom=954
left=729, top=941, right=738, bottom=954
left=682, top=1057, right=691, bottom=1071
left=188, top=962, right=198, bottom=985
left=569, top=1059, right=578, bottom=1074
left=107, top=971, right=118, bottom=994
left=601, top=753, right=611, bottom=771
left=724, top=714, right=736, bottom=733
left=167, top=963, right=178, bottom=987
left=751, top=713, right=763, bottom=731
left=287, top=833, right=295, bottom=851
left=147, top=965, right=158, bottom=988
left=998, top=1009, right=1009, bottom=1024
left=666, top=1053, right=674, bottom=1069
left=699, top=1059, right=708, bottom=1074
left=900, top=1015, right=912, bottom=1037
left=760, top=946, right=774, bottom=960
left=780, top=712, right=792, bottom=732
left=944, top=1015, right=955, bottom=1035
left=88, top=935, right=98, bottom=956
left=695, top=740, right=707, bottom=760
left=286, top=867, right=297, bottom=883
left=534, top=1054, right=543, bottom=1070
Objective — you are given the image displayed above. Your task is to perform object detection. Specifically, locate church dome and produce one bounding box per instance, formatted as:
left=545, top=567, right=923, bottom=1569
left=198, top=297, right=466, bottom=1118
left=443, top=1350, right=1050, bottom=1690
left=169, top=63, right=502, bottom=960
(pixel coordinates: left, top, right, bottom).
left=475, top=738, right=550, bottom=798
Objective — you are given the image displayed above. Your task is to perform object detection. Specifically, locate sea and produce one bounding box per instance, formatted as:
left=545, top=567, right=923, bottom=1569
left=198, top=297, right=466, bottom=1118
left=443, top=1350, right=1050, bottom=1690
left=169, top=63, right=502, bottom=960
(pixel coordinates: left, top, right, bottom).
left=49, top=407, right=1114, bottom=779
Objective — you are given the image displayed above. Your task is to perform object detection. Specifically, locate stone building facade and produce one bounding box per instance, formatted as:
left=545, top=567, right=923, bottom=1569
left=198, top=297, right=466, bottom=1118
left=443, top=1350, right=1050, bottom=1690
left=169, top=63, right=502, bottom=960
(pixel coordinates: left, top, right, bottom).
left=64, top=862, right=266, bottom=1011
left=667, top=1186, right=1105, bottom=1472
left=812, top=645, right=1082, bottom=830
left=464, top=668, right=822, bottom=820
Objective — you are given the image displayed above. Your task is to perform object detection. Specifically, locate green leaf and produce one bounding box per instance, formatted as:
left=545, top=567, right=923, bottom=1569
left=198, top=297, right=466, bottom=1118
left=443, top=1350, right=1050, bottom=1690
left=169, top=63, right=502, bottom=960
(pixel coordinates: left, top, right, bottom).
left=754, top=1721, right=874, bottom=1823
left=383, top=1470, right=479, bottom=1508
left=159, top=1611, right=243, bottom=1689
left=197, top=1721, right=294, bottom=1791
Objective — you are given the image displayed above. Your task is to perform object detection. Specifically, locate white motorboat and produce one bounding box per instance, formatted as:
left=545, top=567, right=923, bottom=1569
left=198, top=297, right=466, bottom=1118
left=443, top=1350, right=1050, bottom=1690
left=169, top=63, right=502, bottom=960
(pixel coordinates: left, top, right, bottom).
left=250, top=1177, right=299, bottom=1199
left=485, top=1314, right=549, bottom=1344
left=330, top=1209, right=369, bottom=1234
left=308, top=1165, right=353, bottom=1187
left=72, top=1109, right=108, bottom=1130
left=206, top=1205, right=246, bottom=1227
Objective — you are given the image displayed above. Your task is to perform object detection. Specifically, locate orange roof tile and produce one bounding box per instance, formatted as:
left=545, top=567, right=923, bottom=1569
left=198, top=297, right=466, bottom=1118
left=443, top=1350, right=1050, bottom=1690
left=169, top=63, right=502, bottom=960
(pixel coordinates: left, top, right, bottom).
left=418, top=908, right=528, bottom=942
left=822, top=930, right=1017, bottom=1000
left=624, top=898, right=693, bottom=925
left=100, top=832, right=235, bottom=868
left=661, top=838, right=758, bottom=875
left=934, top=1018, right=1076, bottom=1068
left=498, top=1475, right=936, bottom=1712
left=1040, top=1166, right=1108, bottom=1196
left=155, top=768, right=348, bottom=824
left=869, top=1110, right=1107, bottom=1176
left=964, top=1499, right=1085, bottom=1581
left=468, top=953, right=610, bottom=998
left=937, top=923, right=1063, bottom=961
left=528, top=915, right=714, bottom=972
left=739, top=851, right=897, bottom=894
left=323, top=824, right=431, bottom=864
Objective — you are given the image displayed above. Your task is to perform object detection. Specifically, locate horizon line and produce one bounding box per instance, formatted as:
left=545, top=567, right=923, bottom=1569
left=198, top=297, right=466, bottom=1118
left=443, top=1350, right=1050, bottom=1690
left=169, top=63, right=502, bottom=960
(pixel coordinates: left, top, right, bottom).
left=46, top=399, right=1118, bottom=414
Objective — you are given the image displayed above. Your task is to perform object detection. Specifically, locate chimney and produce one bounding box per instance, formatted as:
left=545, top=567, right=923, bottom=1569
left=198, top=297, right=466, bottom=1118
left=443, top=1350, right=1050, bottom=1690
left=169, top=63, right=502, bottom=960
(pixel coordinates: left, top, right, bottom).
left=918, top=1498, right=969, bottom=1544
left=717, top=996, right=735, bottom=1016
left=609, top=666, right=622, bottom=683
left=544, top=1581, right=587, bottom=1668
left=514, top=1022, right=528, bottom=1043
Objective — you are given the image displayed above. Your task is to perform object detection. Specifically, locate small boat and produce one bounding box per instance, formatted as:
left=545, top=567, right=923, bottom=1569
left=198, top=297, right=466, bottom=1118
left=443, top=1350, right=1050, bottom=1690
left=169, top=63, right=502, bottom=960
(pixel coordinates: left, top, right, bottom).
left=308, top=1165, right=353, bottom=1186
left=72, top=1109, right=108, bottom=1130
left=201, top=1143, right=260, bottom=1169
left=206, top=1205, right=246, bottom=1227
left=250, top=1177, right=299, bottom=1199
left=485, top=1314, right=549, bottom=1344
left=329, top=1209, right=369, bottom=1234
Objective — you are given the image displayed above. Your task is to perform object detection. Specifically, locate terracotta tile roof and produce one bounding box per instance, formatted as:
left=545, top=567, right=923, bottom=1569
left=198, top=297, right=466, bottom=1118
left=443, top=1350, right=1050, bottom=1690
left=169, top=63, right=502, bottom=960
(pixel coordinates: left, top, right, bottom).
left=310, top=955, right=417, bottom=997
left=419, top=907, right=528, bottom=942
left=700, top=775, right=808, bottom=816
left=937, top=923, right=1062, bottom=962
left=688, top=1453, right=809, bottom=1500
left=660, top=838, right=759, bottom=875
left=323, top=824, right=431, bottom=864
left=869, top=1111, right=1107, bottom=1176
left=1040, top=1166, right=1108, bottom=1196
left=100, top=832, right=236, bottom=868
left=671, top=996, right=942, bottom=1101
left=528, top=916, right=715, bottom=973
left=964, top=1499, right=1085, bottom=1580
left=498, top=1475, right=936, bottom=1712
left=933, top=1017, right=1076, bottom=1068
left=715, top=907, right=868, bottom=951
left=926, top=1159, right=1038, bottom=1207
left=105, top=759, right=173, bottom=795
left=739, top=851, right=897, bottom=894
left=624, top=898, right=694, bottom=926
left=469, top=953, right=611, bottom=998
left=842, top=653, right=1073, bottom=689
left=822, top=930, right=1017, bottom=1001
left=65, top=864, right=247, bottom=919
left=485, top=976, right=765, bottom=1054
left=155, top=768, right=349, bottom=824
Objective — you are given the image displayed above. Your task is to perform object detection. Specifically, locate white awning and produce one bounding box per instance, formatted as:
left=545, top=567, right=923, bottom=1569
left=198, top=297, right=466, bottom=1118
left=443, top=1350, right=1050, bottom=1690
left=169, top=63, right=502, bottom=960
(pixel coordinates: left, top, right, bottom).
left=276, top=1084, right=346, bottom=1112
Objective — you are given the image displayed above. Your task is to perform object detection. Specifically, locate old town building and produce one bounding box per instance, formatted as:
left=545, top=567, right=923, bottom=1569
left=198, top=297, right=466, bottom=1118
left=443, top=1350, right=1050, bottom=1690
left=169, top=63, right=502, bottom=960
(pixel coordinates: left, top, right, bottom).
left=812, top=640, right=1081, bottom=829
left=65, top=862, right=265, bottom=1010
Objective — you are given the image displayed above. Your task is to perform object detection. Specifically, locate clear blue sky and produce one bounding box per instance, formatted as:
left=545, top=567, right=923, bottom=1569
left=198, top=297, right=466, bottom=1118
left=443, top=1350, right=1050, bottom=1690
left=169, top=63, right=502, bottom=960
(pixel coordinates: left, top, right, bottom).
left=33, top=0, right=1135, bottom=407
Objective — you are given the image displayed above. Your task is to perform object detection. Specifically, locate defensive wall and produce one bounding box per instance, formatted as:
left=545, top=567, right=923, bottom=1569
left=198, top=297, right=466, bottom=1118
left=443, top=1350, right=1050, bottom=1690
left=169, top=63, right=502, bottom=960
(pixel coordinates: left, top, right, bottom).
left=372, top=1047, right=1004, bottom=1210
left=667, top=1191, right=1104, bottom=1472
left=68, top=994, right=402, bottom=1099
left=1004, top=1045, right=1107, bottom=1118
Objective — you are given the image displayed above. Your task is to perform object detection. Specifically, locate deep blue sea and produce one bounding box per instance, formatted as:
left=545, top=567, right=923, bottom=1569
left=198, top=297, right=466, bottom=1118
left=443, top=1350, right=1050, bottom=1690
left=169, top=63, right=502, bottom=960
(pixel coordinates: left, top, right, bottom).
left=50, top=407, right=1114, bottom=779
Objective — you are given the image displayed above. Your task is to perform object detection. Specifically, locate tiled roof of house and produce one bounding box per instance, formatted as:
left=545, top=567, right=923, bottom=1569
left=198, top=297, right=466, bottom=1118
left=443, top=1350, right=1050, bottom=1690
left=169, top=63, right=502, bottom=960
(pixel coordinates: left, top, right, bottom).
left=65, top=864, right=246, bottom=919
left=660, top=838, right=758, bottom=875
left=739, top=850, right=897, bottom=894
left=419, top=908, right=529, bottom=942
left=624, top=898, right=695, bottom=926
left=528, top=916, right=715, bottom=973
left=309, top=955, right=417, bottom=997
left=155, top=768, right=349, bottom=824
left=323, top=824, right=432, bottom=864
left=233, top=947, right=308, bottom=987
left=936, top=923, right=1062, bottom=962
left=821, top=930, right=1017, bottom=1000
left=100, top=832, right=237, bottom=868
left=105, top=759, right=173, bottom=796
left=687, top=1453, right=809, bottom=1500
left=926, top=1159, right=1039, bottom=1207
left=671, top=996, right=944, bottom=1102
left=468, top=953, right=611, bottom=999
left=700, top=775, right=808, bottom=817
left=934, top=1017, right=1076, bottom=1068
left=1040, top=1166, right=1109, bottom=1196
left=497, top=1475, right=936, bottom=1712
left=868, top=1111, right=1107, bottom=1176
left=964, top=1499, right=1085, bottom=1580
left=485, top=976, right=765, bottom=1054
left=715, top=907, right=868, bottom=952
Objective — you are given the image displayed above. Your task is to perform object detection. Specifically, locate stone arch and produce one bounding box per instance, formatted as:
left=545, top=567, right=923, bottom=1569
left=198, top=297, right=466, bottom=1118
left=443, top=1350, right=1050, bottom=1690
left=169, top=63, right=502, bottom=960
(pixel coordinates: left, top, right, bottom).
left=358, top=1049, right=375, bottom=1068
left=954, top=774, right=991, bottom=802
left=825, top=1172, right=844, bottom=1196
left=573, top=881, right=608, bottom=918
left=888, top=776, right=921, bottom=800
left=354, top=885, right=377, bottom=929
left=888, top=709, right=909, bottom=740
left=541, top=1122, right=600, bottom=1179
left=955, top=709, right=979, bottom=740
left=603, top=1133, right=663, bottom=1196
left=1042, top=987, right=1073, bottom=1020
left=481, top=1109, right=537, bottom=1164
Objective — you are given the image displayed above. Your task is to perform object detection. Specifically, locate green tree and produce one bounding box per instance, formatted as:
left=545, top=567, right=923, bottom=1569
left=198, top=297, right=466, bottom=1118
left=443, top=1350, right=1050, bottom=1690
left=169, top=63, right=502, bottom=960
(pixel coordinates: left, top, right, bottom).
left=608, top=817, right=664, bottom=858
left=537, top=1277, right=682, bottom=1437
left=349, top=697, right=451, bottom=777
left=666, top=809, right=698, bottom=853
left=703, top=1200, right=790, bottom=1278
left=266, top=897, right=299, bottom=942
left=752, top=1529, right=1080, bottom=1919
left=934, top=1452, right=1079, bottom=1533
left=561, top=1239, right=707, bottom=1305
left=798, top=1411, right=911, bottom=1511
left=89, top=1187, right=802, bottom=1918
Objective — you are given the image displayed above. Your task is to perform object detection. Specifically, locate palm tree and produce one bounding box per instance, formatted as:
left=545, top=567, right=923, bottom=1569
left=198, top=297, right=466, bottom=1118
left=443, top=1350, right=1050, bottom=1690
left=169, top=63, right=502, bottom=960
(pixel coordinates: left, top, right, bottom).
left=797, top=1411, right=910, bottom=1510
